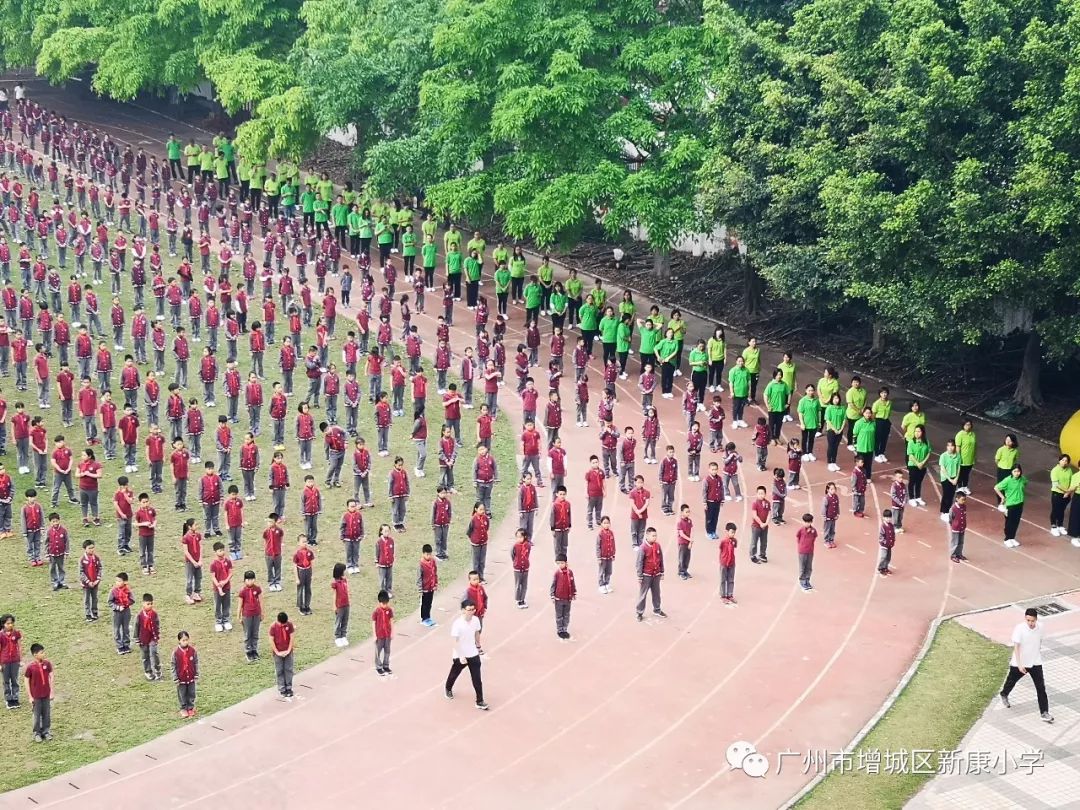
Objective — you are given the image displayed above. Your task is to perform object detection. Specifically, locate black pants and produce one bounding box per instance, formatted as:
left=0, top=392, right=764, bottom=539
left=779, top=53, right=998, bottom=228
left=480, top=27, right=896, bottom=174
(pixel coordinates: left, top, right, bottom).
left=1001, top=664, right=1049, bottom=713
left=602, top=342, right=616, bottom=366
left=940, top=480, right=956, bottom=515
left=582, top=329, right=596, bottom=355
left=360, top=237, right=372, bottom=257
left=768, top=412, right=783, bottom=443
left=907, top=466, right=926, bottom=500
left=958, top=464, right=973, bottom=491
left=860, top=451, right=874, bottom=479
left=874, top=418, right=890, bottom=456
left=705, top=501, right=721, bottom=536
left=169, top=158, right=182, bottom=179
left=692, top=370, right=707, bottom=403
left=449, top=273, right=462, bottom=299
left=466, top=279, right=479, bottom=307
left=420, top=590, right=434, bottom=622
left=748, top=372, right=759, bottom=401
left=1051, top=492, right=1068, bottom=528
left=707, top=360, right=724, bottom=389
left=335, top=225, right=347, bottom=247
left=826, top=431, right=842, bottom=464
left=801, top=428, right=816, bottom=456
left=511, top=277, right=524, bottom=301
left=1004, top=503, right=1024, bottom=541
left=446, top=655, right=483, bottom=703
left=661, top=362, right=675, bottom=394
left=379, top=242, right=390, bottom=265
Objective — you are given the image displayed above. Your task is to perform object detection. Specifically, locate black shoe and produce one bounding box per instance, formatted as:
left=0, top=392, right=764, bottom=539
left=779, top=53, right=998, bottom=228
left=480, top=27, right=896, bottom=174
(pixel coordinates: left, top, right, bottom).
left=999, top=693, right=1010, bottom=709
left=475, top=702, right=489, bottom=711
left=759, top=556, right=768, bottom=563
left=383, top=668, right=392, bottom=675
left=654, top=609, right=668, bottom=618
left=445, top=688, right=454, bottom=700
left=376, top=667, right=385, bottom=676
left=751, top=556, right=760, bottom=564
left=636, top=612, right=643, bottom=622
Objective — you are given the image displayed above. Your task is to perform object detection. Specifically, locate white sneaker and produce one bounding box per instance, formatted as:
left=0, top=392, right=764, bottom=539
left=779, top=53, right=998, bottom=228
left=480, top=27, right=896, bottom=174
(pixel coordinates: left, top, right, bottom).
left=782, top=414, right=793, bottom=422
left=697, top=403, right=705, bottom=412
left=1003, top=539, right=1014, bottom=548
left=1051, top=527, right=1062, bottom=537
left=707, top=386, right=715, bottom=393
left=619, top=373, right=628, bottom=380
left=827, top=463, right=839, bottom=472
left=215, top=623, right=224, bottom=632
left=801, top=454, right=810, bottom=463
left=598, top=586, right=606, bottom=595
left=674, top=369, right=683, bottom=377
left=808, top=454, right=817, bottom=462
left=415, top=469, right=425, bottom=477
left=224, top=621, right=233, bottom=630
left=940, top=513, right=949, bottom=522
left=735, top=495, right=743, bottom=502
left=847, top=444, right=856, bottom=452
left=1072, top=538, right=1080, bottom=548
left=997, top=504, right=1007, bottom=514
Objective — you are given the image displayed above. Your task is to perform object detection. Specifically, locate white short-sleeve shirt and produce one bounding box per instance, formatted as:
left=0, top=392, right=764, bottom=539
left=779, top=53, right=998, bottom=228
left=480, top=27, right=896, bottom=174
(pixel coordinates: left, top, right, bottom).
left=451, top=614, right=481, bottom=658
left=1010, top=621, right=1044, bottom=668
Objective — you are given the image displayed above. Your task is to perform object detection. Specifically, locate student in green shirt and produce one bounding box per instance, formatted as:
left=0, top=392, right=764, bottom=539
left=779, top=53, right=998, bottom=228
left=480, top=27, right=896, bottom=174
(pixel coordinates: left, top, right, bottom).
left=565, top=268, right=583, bottom=326
left=707, top=326, right=725, bottom=392
left=763, top=370, right=791, bottom=445
left=492, top=243, right=509, bottom=273
left=264, top=174, right=280, bottom=217
left=901, top=400, right=926, bottom=443
left=359, top=209, right=375, bottom=258
left=510, top=247, right=528, bottom=305
left=823, top=392, right=846, bottom=470
left=214, top=153, right=230, bottom=193
left=852, top=406, right=877, bottom=475
left=668, top=310, right=687, bottom=374
left=166, top=133, right=183, bottom=180
left=421, top=236, right=438, bottom=290
left=741, top=337, right=761, bottom=401
left=688, top=339, right=708, bottom=406
left=464, top=249, right=482, bottom=308
left=467, top=232, right=487, bottom=270
left=446, top=247, right=464, bottom=300
left=728, top=356, right=751, bottom=426
left=401, top=225, right=418, bottom=276
left=494, top=261, right=512, bottom=317
left=331, top=196, right=350, bottom=246
left=597, top=306, right=620, bottom=366
left=939, top=439, right=961, bottom=520
left=394, top=206, right=412, bottom=252
left=313, top=194, right=330, bottom=238
left=347, top=205, right=364, bottom=258
left=375, top=215, right=393, bottom=265
left=444, top=224, right=462, bottom=254
left=184, top=139, right=201, bottom=183
left=954, top=418, right=977, bottom=494
left=590, top=278, right=607, bottom=312
left=549, top=281, right=568, bottom=330
left=777, top=352, right=797, bottom=412
left=618, top=291, right=637, bottom=346
left=617, top=316, right=634, bottom=377
left=636, top=318, right=659, bottom=373
left=422, top=215, right=438, bottom=243
left=844, top=376, right=867, bottom=448
left=538, top=258, right=555, bottom=314
left=994, top=464, right=1028, bottom=547
left=1049, top=454, right=1073, bottom=537
left=199, top=146, right=215, bottom=181
left=300, top=186, right=317, bottom=229
left=904, top=424, right=931, bottom=506
left=317, top=174, right=334, bottom=206
left=993, top=434, right=1020, bottom=510
left=871, top=386, right=893, bottom=463
left=523, top=275, right=543, bottom=325
left=578, top=293, right=599, bottom=353
left=655, top=329, right=680, bottom=398
left=796, top=384, right=820, bottom=459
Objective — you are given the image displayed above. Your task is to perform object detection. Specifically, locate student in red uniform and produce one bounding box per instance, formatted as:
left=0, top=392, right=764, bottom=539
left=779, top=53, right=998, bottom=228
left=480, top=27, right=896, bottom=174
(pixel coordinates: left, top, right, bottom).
left=520, top=419, right=543, bottom=486
left=332, top=562, right=350, bottom=646
left=375, top=523, right=395, bottom=596
left=417, top=544, right=439, bottom=626
left=134, top=592, right=162, bottom=680
left=25, top=643, right=54, bottom=742
left=340, top=498, right=364, bottom=574
left=719, top=522, right=738, bottom=605
left=464, top=570, right=488, bottom=653
left=301, top=474, right=322, bottom=545
left=635, top=527, right=666, bottom=621
left=466, top=501, right=489, bottom=582
left=263, top=513, right=284, bottom=591
left=877, top=509, right=896, bottom=577
left=134, top=493, right=158, bottom=575
left=550, top=485, right=571, bottom=559
left=172, top=631, right=199, bottom=718
left=79, top=540, right=103, bottom=622
left=372, top=590, right=394, bottom=675
left=45, top=512, right=70, bottom=591
left=676, top=503, right=694, bottom=579
left=1, top=613, right=23, bottom=708
left=180, top=518, right=203, bottom=604
left=199, top=460, right=223, bottom=536
left=269, top=611, right=295, bottom=697
left=388, top=456, right=410, bottom=531
left=293, top=534, right=315, bottom=615
left=518, top=471, right=538, bottom=539
left=628, top=475, right=650, bottom=547
left=22, top=487, right=45, bottom=566
left=170, top=438, right=190, bottom=511
left=585, top=455, right=605, bottom=531
left=209, top=541, right=233, bottom=632
left=108, top=572, right=134, bottom=654
left=238, top=570, right=264, bottom=661
left=551, top=554, right=577, bottom=640
left=796, top=513, right=818, bottom=591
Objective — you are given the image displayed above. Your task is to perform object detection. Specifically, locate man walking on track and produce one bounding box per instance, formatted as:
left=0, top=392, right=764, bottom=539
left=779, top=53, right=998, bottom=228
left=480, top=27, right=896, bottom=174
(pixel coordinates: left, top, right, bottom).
left=999, top=608, right=1054, bottom=723
left=445, top=598, right=488, bottom=710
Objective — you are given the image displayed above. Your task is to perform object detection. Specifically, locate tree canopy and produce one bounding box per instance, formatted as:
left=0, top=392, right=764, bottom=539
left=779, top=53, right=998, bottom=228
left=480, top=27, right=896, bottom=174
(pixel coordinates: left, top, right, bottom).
left=5, top=0, right=1080, bottom=405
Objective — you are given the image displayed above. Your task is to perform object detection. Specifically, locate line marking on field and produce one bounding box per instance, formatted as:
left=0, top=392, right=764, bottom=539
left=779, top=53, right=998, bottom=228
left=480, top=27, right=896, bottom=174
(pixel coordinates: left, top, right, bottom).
left=845, top=543, right=865, bottom=554
left=917, top=540, right=932, bottom=548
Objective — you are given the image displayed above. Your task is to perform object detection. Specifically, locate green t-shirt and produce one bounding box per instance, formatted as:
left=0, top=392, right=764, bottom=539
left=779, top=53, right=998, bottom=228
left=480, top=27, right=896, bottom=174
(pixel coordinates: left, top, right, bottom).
left=616, top=322, right=633, bottom=353
left=764, top=380, right=790, bottom=413
left=565, top=277, right=582, bottom=298
left=317, top=179, right=334, bottom=203
left=237, top=160, right=251, bottom=182
left=359, top=218, right=374, bottom=240
left=871, top=398, right=892, bottom=420
left=728, top=366, right=750, bottom=398
left=467, top=238, right=486, bottom=258
left=492, top=247, right=509, bottom=267
left=214, top=156, right=229, bottom=180
left=376, top=222, right=393, bottom=245
left=166, top=139, right=182, bottom=160
left=494, top=268, right=511, bottom=294
left=741, top=346, right=760, bottom=373
left=939, top=451, right=961, bottom=482
left=523, top=282, right=543, bottom=309
left=446, top=250, right=463, bottom=275
left=668, top=318, right=687, bottom=343
left=906, top=439, right=931, bottom=467
left=777, top=360, right=796, bottom=391
left=280, top=183, right=295, bottom=207
left=1051, top=464, right=1073, bottom=494
left=402, top=232, right=417, bottom=257
left=184, top=144, right=201, bottom=166
left=538, top=264, right=554, bottom=286
left=300, top=191, right=316, bottom=214
left=638, top=326, right=658, bottom=355
left=619, top=300, right=636, bottom=319
left=824, top=403, right=846, bottom=432
left=347, top=211, right=363, bottom=236
left=264, top=177, right=279, bottom=197
left=817, top=376, right=840, bottom=408
left=396, top=209, right=412, bottom=229
left=995, top=445, right=1019, bottom=471
left=852, top=417, right=876, bottom=453
left=313, top=199, right=329, bottom=223
left=797, top=395, right=820, bottom=430
left=220, top=141, right=235, bottom=162
left=845, top=386, right=867, bottom=420
left=331, top=203, right=349, bottom=227
left=591, top=287, right=607, bottom=310
left=421, top=242, right=437, bottom=269
left=550, top=291, right=567, bottom=315
left=444, top=230, right=462, bottom=251
left=199, top=150, right=215, bottom=171
left=655, top=337, right=679, bottom=364
left=464, top=257, right=482, bottom=282
left=598, top=315, right=619, bottom=344
left=579, top=303, right=598, bottom=331
left=901, top=411, right=926, bottom=441
left=707, top=337, right=725, bottom=363
left=688, top=348, right=708, bottom=373
left=249, top=165, right=266, bottom=190
left=996, top=475, right=1028, bottom=507
left=510, top=257, right=527, bottom=280
left=954, top=429, right=976, bottom=466
left=422, top=219, right=437, bottom=240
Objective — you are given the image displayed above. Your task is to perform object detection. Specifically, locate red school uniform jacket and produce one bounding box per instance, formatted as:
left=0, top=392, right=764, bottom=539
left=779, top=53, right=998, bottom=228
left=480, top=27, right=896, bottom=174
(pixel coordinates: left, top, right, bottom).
left=372, top=605, right=393, bottom=639
left=551, top=567, right=577, bottom=600
left=465, top=582, right=488, bottom=618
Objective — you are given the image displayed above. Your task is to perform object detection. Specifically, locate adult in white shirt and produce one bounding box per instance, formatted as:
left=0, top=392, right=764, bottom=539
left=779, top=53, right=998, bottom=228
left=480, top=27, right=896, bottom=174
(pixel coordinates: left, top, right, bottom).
left=445, top=598, right=488, bottom=710
left=13, top=84, right=24, bottom=102
left=999, top=608, right=1053, bottom=722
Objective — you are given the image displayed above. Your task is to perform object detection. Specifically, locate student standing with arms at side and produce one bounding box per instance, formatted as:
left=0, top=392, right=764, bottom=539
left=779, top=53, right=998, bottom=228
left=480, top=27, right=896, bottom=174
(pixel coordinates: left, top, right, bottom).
left=25, top=643, right=54, bottom=742
left=938, top=439, right=961, bottom=523
left=906, top=424, right=931, bottom=506
left=999, top=608, right=1054, bottom=723
left=635, top=527, right=666, bottom=622
left=995, top=465, right=1028, bottom=549
left=954, top=418, right=977, bottom=494
left=550, top=555, right=577, bottom=639
left=269, top=611, right=295, bottom=697
left=1049, top=455, right=1073, bottom=538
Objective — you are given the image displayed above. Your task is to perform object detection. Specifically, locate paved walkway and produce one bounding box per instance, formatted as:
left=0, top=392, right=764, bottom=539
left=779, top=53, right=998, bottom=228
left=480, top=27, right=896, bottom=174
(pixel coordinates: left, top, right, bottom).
left=2, top=80, right=1078, bottom=809
left=910, top=595, right=1080, bottom=810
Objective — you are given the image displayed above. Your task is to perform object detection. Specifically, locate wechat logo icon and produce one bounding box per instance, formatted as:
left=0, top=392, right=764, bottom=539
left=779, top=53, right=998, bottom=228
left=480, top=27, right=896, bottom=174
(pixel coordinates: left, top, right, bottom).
left=727, top=740, right=769, bottom=778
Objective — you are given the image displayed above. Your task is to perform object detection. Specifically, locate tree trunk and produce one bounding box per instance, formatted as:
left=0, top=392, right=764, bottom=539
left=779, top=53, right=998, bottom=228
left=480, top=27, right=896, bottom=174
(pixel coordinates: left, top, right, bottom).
left=1012, top=330, right=1044, bottom=409
left=742, top=257, right=761, bottom=317
left=652, top=246, right=672, bottom=279
left=871, top=321, right=886, bottom=355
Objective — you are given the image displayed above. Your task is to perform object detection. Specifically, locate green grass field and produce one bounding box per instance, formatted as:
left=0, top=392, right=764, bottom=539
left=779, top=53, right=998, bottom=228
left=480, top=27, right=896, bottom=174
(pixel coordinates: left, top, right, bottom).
left=794, top=620, right=1008, bottom=809
left=0, top=248, right=517, bottom=792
